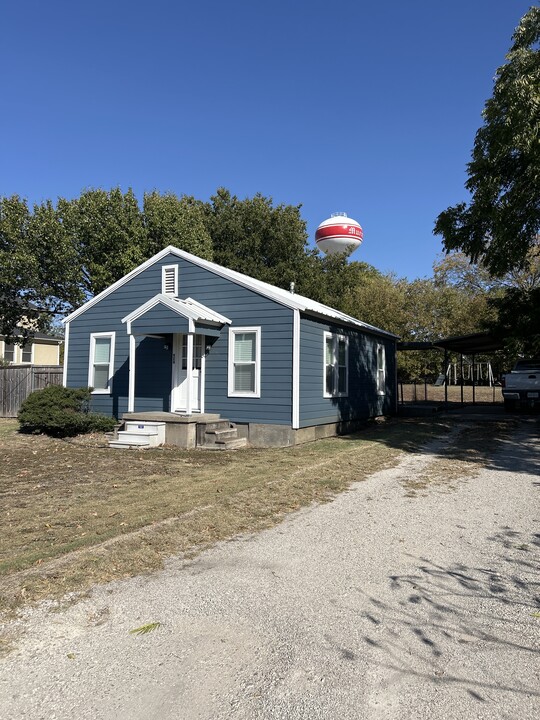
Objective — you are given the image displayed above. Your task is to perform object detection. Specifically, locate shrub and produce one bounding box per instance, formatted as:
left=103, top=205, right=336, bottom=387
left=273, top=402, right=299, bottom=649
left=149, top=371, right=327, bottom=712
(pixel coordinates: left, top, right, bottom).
left=18, top=385, right=116, bottom=437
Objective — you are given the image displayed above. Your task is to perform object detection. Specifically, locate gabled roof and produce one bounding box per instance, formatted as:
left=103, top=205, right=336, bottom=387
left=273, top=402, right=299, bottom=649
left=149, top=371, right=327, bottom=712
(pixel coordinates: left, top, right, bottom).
left=64, top=246, right=398, bottom=338
left=121, top=294, right=231, bottom=330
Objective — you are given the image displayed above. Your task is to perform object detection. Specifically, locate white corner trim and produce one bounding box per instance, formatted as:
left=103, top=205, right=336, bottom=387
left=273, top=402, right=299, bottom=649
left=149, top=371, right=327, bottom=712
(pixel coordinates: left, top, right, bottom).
left=292, top=309, right=300, bottom=429
left=227, top=326, right=261, bottom=398
left=128, top=334, right=136, bottom=412
left=88, top=332, right=116, bottom=394
left=62, top=324, right=69, bottom=387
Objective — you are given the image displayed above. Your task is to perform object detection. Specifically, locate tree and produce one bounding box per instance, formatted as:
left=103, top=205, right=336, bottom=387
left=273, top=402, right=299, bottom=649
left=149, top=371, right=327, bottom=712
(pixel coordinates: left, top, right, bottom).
left=434, top=7, right=540, bottom=276
left=143, top=191, right=213, bottom=260
left=58, top=188, right=148, bottom=296
left=0, top=196, right=82, bottom=340
left=203, top=188, right=311, bottom=290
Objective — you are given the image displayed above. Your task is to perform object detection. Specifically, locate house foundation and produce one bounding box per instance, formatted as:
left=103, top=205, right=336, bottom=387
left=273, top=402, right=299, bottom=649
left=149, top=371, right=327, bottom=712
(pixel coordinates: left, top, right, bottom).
left=115, top=413, right=373, bottom=450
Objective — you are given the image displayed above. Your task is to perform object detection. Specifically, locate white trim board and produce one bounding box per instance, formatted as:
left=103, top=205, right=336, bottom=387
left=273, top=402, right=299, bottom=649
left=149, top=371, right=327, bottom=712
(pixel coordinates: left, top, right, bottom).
left=292, top=309, right=300, bottom=429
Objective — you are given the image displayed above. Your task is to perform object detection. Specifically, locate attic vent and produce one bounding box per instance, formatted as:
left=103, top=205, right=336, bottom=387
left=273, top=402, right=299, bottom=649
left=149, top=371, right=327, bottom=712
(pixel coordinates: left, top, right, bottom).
left=162, top=265, right=178, bottom=296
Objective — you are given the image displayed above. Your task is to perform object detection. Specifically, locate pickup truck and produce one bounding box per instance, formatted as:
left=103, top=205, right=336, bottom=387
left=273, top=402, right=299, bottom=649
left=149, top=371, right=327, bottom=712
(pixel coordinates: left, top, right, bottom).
left=502, top=359, right=540, bottom=411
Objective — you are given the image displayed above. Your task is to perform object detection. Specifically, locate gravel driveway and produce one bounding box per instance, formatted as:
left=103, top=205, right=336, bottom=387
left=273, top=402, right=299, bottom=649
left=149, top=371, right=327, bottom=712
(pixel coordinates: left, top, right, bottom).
left=1, top=417, right=539, bottom=720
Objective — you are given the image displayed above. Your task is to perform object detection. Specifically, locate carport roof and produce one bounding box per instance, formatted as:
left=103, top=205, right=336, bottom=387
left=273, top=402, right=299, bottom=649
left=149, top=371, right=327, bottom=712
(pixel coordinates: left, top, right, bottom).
left=398, top=333, right=504, bottom=354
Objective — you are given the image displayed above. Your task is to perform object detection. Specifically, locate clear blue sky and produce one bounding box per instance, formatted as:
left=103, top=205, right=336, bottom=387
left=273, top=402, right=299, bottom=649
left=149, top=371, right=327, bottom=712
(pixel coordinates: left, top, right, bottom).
left=0, top=1, right=534, bottom=279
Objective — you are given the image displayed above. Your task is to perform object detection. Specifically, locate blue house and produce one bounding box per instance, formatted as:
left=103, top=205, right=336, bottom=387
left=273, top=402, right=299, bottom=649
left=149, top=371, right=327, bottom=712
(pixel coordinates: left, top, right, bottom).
left=63, top=246, right=398, bottom=447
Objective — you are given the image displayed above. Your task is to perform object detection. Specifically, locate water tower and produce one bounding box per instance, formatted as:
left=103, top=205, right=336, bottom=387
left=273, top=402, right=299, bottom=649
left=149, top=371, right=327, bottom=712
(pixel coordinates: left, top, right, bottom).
left=315, top=212, right=363, bottom=256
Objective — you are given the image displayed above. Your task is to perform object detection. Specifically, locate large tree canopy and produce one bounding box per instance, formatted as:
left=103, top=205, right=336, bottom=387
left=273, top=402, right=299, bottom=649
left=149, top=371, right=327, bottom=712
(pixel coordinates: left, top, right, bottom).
left=0, top=196, right=83, bottom=340
left=434, top=7, right=540, bottom=276
left=0, top=187, right=315, bottom=339
left=202, top=188, right=311, bottom=289
left=1, top=187, right=513, bottom=370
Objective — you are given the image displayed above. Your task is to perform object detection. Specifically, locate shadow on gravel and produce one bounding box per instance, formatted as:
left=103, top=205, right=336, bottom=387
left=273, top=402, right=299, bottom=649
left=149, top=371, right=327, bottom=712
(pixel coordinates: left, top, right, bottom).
left=353, top=416, right=540, bottom=479
left=355, top=525, right=540, bottom=702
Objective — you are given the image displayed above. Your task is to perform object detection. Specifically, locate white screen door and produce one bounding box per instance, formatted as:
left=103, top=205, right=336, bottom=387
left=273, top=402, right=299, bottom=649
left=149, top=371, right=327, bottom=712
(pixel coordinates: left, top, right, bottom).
left=172, top=334, right=203, bottom=412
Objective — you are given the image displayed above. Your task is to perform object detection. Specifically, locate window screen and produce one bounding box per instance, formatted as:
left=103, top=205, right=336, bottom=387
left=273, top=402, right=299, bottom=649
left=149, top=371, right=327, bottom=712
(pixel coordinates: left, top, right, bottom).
left=90, top=335, right=114, bottom=391
left=229, top=328, right=260, bottom=396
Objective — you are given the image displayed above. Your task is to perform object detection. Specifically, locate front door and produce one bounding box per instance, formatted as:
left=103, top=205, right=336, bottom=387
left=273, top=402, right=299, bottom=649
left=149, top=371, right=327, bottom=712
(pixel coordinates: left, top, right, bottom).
left=172, top=334, right=204, bottom=412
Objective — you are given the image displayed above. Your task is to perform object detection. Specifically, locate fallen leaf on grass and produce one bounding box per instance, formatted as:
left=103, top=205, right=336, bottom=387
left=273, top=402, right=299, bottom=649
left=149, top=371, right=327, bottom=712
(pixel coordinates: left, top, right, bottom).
left=129, top=622, right=161, bottom=636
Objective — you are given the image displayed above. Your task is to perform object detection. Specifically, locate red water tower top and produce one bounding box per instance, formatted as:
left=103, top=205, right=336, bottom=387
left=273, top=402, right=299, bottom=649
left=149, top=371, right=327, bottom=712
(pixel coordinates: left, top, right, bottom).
left=315, top=212, right=363, bottom=255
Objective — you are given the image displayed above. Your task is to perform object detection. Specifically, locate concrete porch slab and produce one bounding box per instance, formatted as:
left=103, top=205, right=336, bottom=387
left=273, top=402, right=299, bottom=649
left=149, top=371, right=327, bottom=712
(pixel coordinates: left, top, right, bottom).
left=122, top=412, right=221, bottom=424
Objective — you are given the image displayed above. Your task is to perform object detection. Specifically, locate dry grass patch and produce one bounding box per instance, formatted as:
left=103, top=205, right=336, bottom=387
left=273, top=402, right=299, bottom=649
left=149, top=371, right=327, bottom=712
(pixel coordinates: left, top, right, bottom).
left=0, top=416, right=448, bottom=619
left=401, top=420, right=518, bottom=496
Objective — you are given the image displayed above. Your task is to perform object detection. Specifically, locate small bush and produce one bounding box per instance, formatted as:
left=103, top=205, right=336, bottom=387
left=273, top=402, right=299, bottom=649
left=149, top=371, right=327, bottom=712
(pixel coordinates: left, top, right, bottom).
left=18, top=386, right=117, bottom=437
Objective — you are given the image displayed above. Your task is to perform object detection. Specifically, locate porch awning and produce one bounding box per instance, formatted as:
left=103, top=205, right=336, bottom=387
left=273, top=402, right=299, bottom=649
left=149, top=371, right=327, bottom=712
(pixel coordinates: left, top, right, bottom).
left=122, top=294, right=231, bottom=335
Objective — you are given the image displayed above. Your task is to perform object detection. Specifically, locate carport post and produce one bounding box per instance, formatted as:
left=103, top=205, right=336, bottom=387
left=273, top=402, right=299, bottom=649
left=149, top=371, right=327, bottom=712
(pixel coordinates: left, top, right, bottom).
left=444, top=349, right=448, bottom=406
left=472, top=353, right=476, bottom=406
left=460, top=353, right=464, bottom=405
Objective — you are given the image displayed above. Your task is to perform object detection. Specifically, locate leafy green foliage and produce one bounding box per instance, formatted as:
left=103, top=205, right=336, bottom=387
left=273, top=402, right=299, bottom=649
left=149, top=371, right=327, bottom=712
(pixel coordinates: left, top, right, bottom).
left=203, top=188, right=311, bottom=290
left=485, top=286, right=540, bottom=357
left=58, top=188, right=148, bottom=296
left=18, top=386, right=116, bottom=437
left=434, top=7, right=540, bottom=275
left=143, top=191, right=212, bottom=260
left=0, top=196, right=81, bottom=342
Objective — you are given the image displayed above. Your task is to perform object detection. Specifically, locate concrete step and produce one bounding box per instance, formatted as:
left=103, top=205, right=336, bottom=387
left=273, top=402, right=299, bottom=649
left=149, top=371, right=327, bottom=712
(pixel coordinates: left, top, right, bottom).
left=110, top=428, right=165, bottom=449
left=199, top=437, right=248, bottom=451
left=124, top=421, right=164, bottom=435
left=196, top=419, right=236, bottom=446
left=109, top=440, right=150, bottom=450
left=201, top=420, right=233, bottom=433
left=205, top=428, right=237, bottom=443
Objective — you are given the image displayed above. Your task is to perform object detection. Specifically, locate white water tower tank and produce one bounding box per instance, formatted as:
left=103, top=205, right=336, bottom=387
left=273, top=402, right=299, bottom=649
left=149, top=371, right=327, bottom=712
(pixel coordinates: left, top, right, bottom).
left=315, top=212, right=363, bottom=255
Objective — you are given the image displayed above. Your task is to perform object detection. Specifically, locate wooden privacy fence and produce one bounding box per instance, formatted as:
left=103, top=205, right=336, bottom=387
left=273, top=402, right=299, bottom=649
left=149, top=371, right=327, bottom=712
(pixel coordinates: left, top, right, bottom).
left=0, top=366, right=63, bottom=418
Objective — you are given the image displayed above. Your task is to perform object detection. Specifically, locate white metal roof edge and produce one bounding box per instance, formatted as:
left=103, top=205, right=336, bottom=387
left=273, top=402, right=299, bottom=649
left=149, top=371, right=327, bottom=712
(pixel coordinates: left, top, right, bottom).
left=170, top=248, right=396, bottom=336
left=64, top=244, right=397, bottom=338
left=121, top=294, right=200, bottom=324
left=183, top=298, right=232, bottom=325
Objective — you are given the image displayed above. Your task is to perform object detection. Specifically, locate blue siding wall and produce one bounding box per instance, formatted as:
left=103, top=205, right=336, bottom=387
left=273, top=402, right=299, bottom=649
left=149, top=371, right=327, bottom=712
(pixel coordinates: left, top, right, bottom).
left=130, top=304, right=190, bottom=335
left=66, top=254, right=293, bottom=423
left=299, top=316, right=396, bottom=428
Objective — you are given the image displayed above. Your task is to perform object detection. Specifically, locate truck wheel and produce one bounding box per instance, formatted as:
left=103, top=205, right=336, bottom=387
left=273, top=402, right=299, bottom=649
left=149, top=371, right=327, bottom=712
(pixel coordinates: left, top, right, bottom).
left=504, top=399, right=516, bottom=413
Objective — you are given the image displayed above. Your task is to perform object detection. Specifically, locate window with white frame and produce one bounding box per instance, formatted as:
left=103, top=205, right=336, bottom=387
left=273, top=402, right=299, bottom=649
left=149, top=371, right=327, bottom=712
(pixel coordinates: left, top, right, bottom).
left=88, top=333, right=115, bottom=393
left=376, top=343, right=386, bottom=394
left=228, top=327, right=261, bottom=397
left=162, top=265, right=178, bottom=296
left=3, top=343, right=15, bottom=363
left=324, top=332, right=348, bottom=397
left=21, top=343, right=32, bottom=363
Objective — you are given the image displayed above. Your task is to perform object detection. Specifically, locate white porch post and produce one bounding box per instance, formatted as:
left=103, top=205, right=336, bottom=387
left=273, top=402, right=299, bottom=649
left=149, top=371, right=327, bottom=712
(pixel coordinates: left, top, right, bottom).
left=128, top=334, right=136, bottom=412
left=185, top=333, right=194, bottom=415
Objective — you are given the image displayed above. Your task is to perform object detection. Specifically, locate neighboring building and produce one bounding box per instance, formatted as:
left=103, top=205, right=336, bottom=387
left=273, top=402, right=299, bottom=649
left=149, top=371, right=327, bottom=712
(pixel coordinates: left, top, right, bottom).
left=0, top=333, right=62, bottom=366
left=63, top=246, right=398, bottom=447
